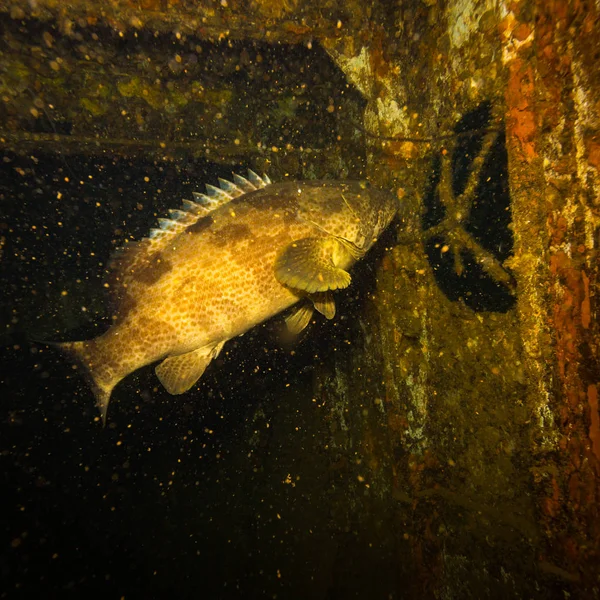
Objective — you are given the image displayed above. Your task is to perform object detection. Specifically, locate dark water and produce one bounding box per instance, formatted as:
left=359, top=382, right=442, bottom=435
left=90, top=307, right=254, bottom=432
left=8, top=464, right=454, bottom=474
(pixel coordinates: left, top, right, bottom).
left=0, top=152, right=392, bottom=599
left=1, top=325, right=325, bottom=600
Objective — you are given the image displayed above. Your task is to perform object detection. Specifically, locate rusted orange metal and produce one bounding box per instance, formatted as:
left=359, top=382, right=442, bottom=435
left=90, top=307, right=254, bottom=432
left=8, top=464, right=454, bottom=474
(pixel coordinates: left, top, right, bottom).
left=504, top=0, right=600, bottom=590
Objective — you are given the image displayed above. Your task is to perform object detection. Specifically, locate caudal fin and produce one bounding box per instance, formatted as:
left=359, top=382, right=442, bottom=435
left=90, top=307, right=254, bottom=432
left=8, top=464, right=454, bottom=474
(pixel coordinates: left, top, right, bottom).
left=53, top=340, right=116, bottom=425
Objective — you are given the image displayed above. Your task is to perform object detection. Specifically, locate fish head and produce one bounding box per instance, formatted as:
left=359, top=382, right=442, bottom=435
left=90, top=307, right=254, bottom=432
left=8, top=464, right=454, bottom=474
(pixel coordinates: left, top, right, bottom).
left=294, top=180, right=397, bottom=252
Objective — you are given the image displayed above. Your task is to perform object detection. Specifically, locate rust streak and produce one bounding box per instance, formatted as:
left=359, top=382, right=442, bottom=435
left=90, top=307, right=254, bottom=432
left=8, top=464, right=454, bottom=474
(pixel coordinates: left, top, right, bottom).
left=505, top=58, right=537, bottom=161
left=588, top=384, right=600, bottom=466
left=581, top=270, right=590, bottom=329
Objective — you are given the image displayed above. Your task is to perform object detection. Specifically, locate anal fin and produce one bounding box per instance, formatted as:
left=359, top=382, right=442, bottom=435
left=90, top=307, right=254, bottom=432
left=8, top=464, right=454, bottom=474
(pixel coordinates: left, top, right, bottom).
left=156, top=342, right=225, bottom=395
left=284, top=290, right=336, bottom=335
left=285, top=303, right=314, bottom=334
left=310, top=290, right=336, bottom=320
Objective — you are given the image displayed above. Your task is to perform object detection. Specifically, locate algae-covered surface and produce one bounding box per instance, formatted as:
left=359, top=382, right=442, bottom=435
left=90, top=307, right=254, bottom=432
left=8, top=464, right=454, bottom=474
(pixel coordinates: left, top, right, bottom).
left=1, top=0, right=599, bottom=599
left=0, top=15, right=366, bottom=172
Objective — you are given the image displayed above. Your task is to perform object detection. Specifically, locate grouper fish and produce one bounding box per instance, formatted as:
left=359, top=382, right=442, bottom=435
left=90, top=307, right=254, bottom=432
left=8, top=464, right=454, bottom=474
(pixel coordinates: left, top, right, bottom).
left=58, top=172, right=397, bottom=423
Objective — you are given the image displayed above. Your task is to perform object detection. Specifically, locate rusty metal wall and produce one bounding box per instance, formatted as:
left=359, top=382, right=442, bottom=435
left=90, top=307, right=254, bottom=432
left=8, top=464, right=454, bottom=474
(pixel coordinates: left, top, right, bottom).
left=1, top=0, right=599, bottom=598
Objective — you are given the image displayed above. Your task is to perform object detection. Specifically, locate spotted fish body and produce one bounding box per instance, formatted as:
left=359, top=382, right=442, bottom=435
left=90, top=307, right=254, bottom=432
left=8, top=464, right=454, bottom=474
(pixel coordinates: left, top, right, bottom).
left=60, top=173, right=397, bottom=423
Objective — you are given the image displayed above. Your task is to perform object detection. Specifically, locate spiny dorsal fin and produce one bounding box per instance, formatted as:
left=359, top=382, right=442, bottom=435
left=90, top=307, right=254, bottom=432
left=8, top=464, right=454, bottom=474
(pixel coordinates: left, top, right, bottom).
left=106, top=171, right=271, bottom=296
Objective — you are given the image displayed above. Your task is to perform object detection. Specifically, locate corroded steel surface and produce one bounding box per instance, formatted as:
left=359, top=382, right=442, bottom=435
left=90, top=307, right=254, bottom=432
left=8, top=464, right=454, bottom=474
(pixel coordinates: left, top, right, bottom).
left=503, top=0, right=600, bottom=591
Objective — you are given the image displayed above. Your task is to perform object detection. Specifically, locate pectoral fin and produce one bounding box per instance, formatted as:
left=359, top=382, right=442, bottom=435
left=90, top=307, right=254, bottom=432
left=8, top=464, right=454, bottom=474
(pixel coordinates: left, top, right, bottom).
left=285, top=302, right=315, bottom=334
left=275, top=237, right=352, bottom=293
left=310, top=290, right=336, bottom=319
left=156, top=342, right=225, bottom=395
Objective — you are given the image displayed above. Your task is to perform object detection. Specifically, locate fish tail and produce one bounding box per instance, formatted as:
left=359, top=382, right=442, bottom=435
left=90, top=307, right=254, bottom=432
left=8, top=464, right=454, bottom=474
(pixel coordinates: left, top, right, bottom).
left=55, top=340, right=116, bottom=425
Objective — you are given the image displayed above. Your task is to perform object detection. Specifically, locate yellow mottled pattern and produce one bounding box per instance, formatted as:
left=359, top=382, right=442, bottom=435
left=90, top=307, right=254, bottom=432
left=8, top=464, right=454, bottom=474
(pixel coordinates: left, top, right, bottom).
left=60, top=179, right=397, bottom=422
